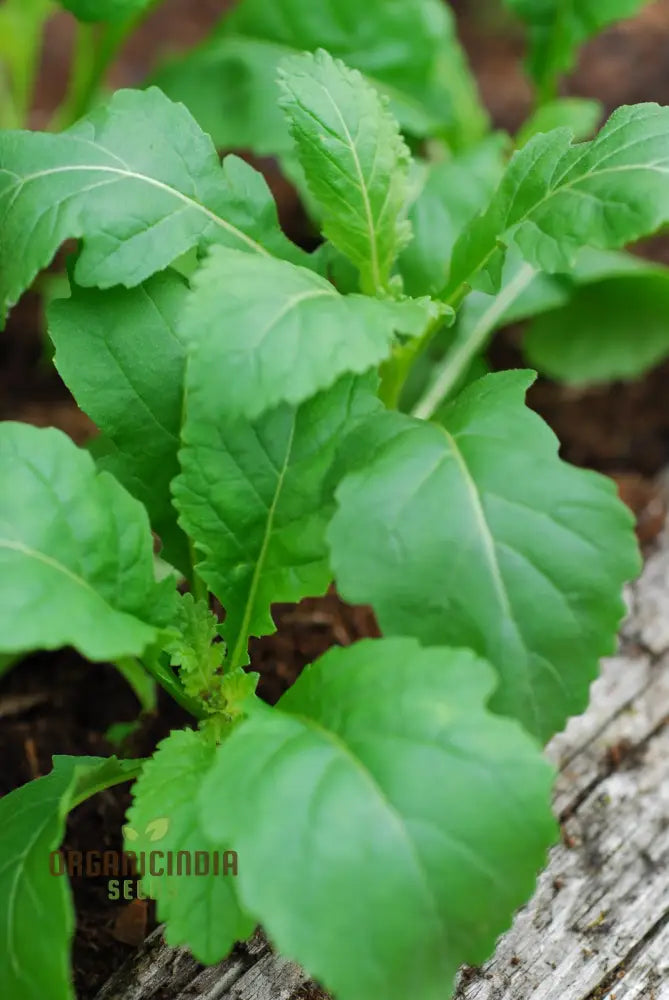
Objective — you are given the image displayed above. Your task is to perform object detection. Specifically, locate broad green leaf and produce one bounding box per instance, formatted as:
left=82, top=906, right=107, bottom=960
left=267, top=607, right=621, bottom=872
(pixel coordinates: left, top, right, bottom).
left=398, top=136, right=508, bottom=298
left=0, top=422, right=175, bottom=660
left=200, top=638, right=556, bottom=1000
left=278, top=50, right=411, bottom=294
left=0, top=755, right=142, bottom=1000
left=328, top=371, right=640, bottom=741
left=0, top=86, right=308, bottom=325
left=48, top=270, right=190, bottom=571
left=524, top=266, right=669, bottom=383
left=125, top=729, right=252, bottom=962
left=179, top=246, right=445, bottom=420
left=516, top=97, right=603, bottom=146
left=153, top=0, right=487, bottom=156
left=59, top=0, right=154, bottom=21
left=173, top=374, right=380, bottom=670
left=447, top=104, right=669, bottom=301
left=505, top=0, right=649, bottom=98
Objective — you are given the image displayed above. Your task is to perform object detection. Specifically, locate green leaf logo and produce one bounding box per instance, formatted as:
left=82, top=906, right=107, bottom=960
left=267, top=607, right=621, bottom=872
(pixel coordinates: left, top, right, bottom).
left=123, top=817, right=170, bottom=843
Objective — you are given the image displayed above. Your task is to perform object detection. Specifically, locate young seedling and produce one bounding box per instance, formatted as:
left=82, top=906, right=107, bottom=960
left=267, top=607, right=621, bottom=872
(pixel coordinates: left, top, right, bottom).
left=1, top=24, right=665, bottom=1000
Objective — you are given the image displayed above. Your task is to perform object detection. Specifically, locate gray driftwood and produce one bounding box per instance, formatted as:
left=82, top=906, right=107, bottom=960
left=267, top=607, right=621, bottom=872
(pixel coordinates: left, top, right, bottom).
left=95, top=518, right=669, bottom=1000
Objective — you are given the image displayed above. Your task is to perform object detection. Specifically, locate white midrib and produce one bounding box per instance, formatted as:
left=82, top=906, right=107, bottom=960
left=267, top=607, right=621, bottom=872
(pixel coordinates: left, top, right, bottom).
left=438, top=429, right=513, bottom=621
left=437, top=429, right=542, bottom=732
left=3, top=164, right=270, bottom=257
left=0, top=539, right=96, bottom=594
left=228, top=419, right=297, bottom=670
left=320, top=85, right=381, bottom=290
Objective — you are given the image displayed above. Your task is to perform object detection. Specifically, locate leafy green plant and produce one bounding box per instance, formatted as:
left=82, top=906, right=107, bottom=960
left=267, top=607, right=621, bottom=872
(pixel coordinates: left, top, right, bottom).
left=0, top=0, right=164, bottom=130
left=1, top=9, right=666, bottom=1000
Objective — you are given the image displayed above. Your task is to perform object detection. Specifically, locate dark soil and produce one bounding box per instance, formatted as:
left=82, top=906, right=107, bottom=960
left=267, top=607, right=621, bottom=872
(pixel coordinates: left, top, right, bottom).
left=3, top=2, right=669, bottom=997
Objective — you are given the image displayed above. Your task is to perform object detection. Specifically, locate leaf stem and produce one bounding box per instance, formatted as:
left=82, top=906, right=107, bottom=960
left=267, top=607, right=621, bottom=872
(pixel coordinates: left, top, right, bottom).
left=113, top=656, right=157, bottom=714
left=139, top=648, right=207, bottom=719
left=411, top=263, right=536, bottom=420
left=379, top=309, right=452, bottom=409
left=52, top=0, right=162, bottom=130
left=188, top=536, right=208, bottom=604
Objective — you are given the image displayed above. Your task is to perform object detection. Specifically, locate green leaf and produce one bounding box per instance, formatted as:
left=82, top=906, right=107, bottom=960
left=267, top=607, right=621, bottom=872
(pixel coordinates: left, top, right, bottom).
left=328, top=371, right=640, bottom=741
left=173, top=374, right=380, bottom=670
left=506, top=0, right=649, bottom=99
left=165, top=593, right=259, bottom=722
left=58, top=0, right=154, bottom=21
left=0, top=422, right=176, bottom=660
left=398, top=136, right=508, bottom=298
left=166, top=594, right=225, bottom=698
left=0, top=755, right=142, bottom=1000
left=516, top=97, right=603, bottom=146
left=179, top=246, right=445, bottom=420
left=524, top=266, right=669, bottom=383
left=48, top=270, right=190, bottom=570
left=153, top=0, right=487, bottom=156
left=0, top=86, right=308, bottom=325
left=200, top=638, right=556, bottom=1000
left=447, top=104, right=669, bottom=301
left=278, top=50, right=411, bottom=294
left=125, top=729, right=253, bottom=963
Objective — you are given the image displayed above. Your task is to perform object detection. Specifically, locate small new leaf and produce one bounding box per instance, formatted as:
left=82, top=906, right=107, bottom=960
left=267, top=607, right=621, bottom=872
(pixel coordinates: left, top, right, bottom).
left=167, top=594, right=225, bottom=700
left=279, top=50, right=412, bottom=294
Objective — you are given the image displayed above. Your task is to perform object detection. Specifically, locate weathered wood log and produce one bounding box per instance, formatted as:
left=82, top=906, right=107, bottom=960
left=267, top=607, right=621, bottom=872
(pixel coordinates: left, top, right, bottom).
left=95, top=519, right=669, bottom=1000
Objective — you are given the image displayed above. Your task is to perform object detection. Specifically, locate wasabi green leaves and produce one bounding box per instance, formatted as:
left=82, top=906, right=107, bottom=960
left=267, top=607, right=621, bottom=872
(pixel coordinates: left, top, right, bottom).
left=49, top=271, right=190, bottom=571
left=125, top=729, right=252, bottom=963
left=180, top=246, right=444, bottom=420
left=0, top=422, right=175, bottom=660
left=200, top=638, right=556, bottom=1000
left=328, top=372, right=640, bottom=741
left=0, top=87, right=305, bottom=325
left=174, top=375, right=379, bottom=670
left=279, top=50, right=412, bottom=294
left=524, top=265, right=669, bottom=383
left=154, top=0, right=486, bottom=156
left=447, top=104, right=669, bottom=301
left=506, top=0, right=649, bottom=99
left=0, top=755, right=142, bottom=1000
left=399, top=137, right=507, bottom=298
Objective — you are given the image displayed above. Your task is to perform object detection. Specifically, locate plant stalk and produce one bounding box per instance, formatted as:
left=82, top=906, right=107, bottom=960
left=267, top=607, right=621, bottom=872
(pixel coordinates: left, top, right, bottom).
left=411, top=263, right=537, bottom=420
